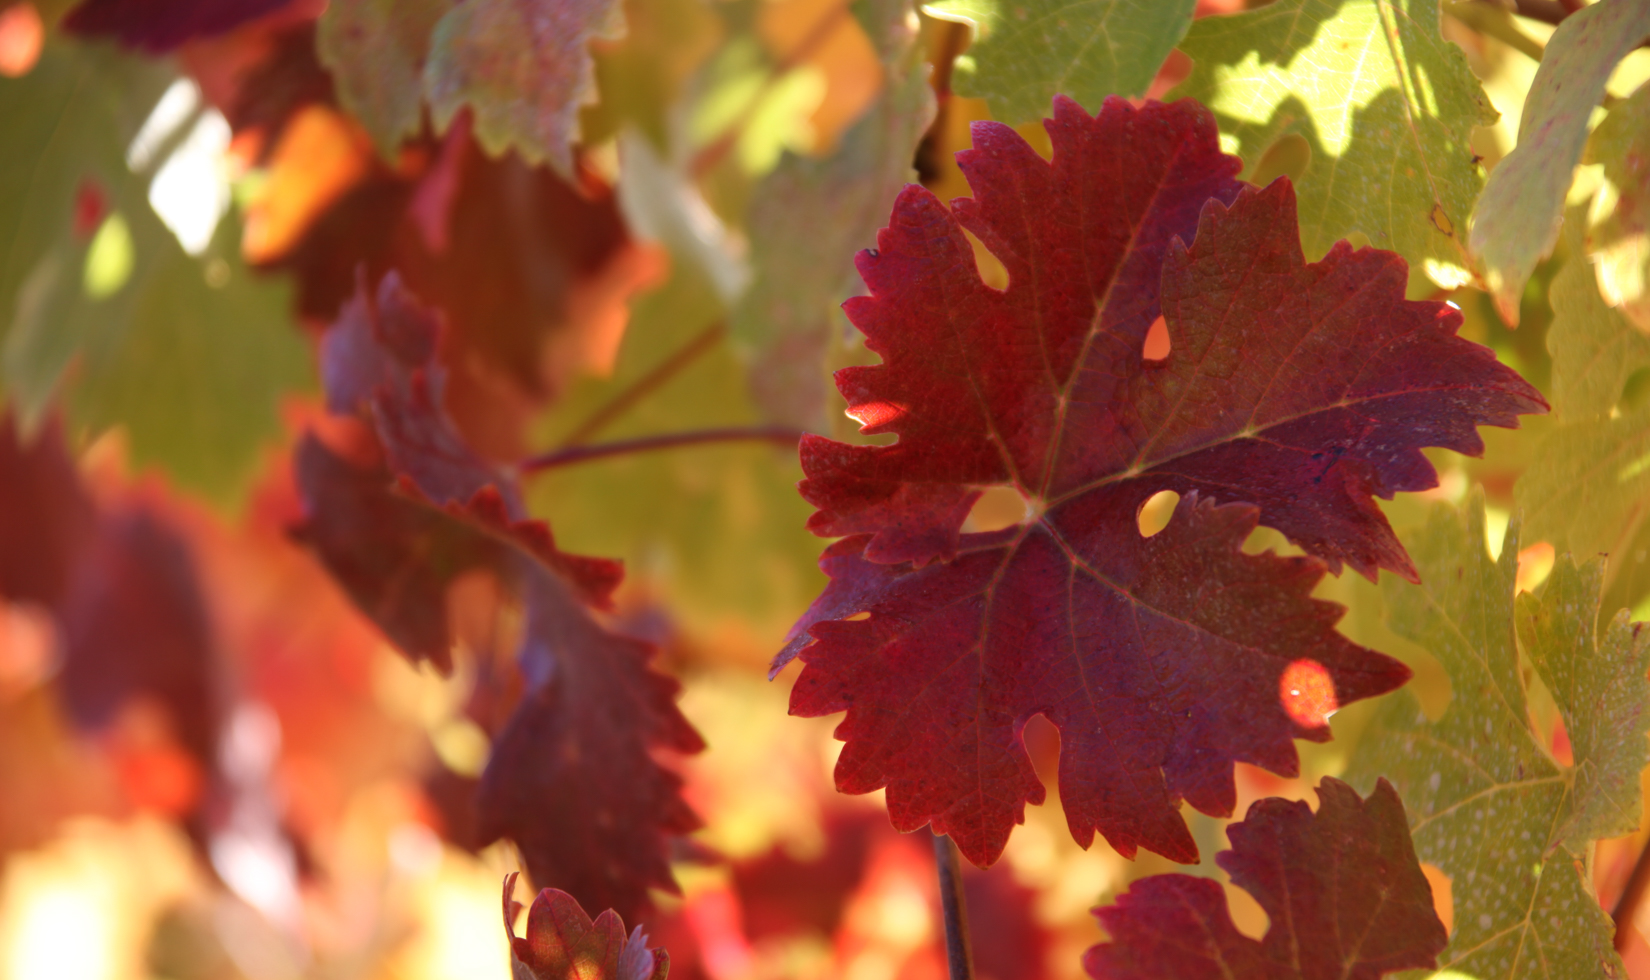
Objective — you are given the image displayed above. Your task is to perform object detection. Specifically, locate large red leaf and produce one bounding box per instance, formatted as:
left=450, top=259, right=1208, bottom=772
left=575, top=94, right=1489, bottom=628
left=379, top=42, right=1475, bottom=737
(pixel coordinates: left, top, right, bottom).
left=1085, top=777, right=1446, bottom=980
left=779, top=96, right=1546, bottom=867
left=63, top=0, right=294, bottom=51
left=296, top=272, right=699, bottom=919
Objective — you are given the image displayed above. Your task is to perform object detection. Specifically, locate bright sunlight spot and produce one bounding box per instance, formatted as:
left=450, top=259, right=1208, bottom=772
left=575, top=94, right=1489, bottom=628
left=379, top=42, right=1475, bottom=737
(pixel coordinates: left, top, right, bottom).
left=148, top=112, right=232, bottom=255
left=82, top=212, right=134, bottom=299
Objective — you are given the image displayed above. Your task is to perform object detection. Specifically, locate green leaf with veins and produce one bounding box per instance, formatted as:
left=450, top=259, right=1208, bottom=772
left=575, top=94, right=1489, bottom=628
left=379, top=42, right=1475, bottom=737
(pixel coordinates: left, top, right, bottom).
left=317, top=0, right=450, bottom=159
left=733, top=0, right=934, bottom=430
left=926, top=0, right=1194, bottom=126
left=1, top=40, right=311, bottom=505
left=1172, top=0, right=1494, bottom=287
left=424, top=0, right=626, bottom=176
left=1471, top=0, right=1650, bottom=325
left=1346, top=493, right=1647, bottom=980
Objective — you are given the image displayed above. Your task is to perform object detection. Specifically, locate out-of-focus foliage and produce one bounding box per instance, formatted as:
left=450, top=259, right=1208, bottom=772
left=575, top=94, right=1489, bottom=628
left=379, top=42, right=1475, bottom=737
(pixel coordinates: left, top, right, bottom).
left=4, top=0, right=1650, bottom=977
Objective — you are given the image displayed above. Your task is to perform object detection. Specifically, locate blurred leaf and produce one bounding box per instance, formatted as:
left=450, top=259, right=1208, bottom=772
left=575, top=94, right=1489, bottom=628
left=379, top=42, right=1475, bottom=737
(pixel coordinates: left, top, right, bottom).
left=0, top=40, right=312, bottom=503
left=531, top=260, right=823, bottom=644
left=732, top=0, right=933, bottom=430
left=582, top=0, right=724, bottom=149
left=60, top=0, right=289, bottom=52
left=1346, top=494, right=1646, bottom=980
left=424, top=0, right=627, bottom=176
left=1173, top=0, right=1495, bottom=287
left=316, top=0, right=449, bottom=159
left=1517, top=213, right=1650, bottom=607
left=1585, top=78, right=1650, bottom=334
left=1471, top=0, right=1650, bottom=324
left=929, top=0, right=1194, bottom=125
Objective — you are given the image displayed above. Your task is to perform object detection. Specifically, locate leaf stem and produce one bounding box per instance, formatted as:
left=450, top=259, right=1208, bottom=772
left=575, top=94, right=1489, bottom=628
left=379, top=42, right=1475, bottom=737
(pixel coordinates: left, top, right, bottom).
left=558, top=321, right=728, bottom=447
left=520, top=426, right=804, bottom=473
left=931, top=830, right=976, bottom=980
left=1612, top=836, right=1650, bottom=950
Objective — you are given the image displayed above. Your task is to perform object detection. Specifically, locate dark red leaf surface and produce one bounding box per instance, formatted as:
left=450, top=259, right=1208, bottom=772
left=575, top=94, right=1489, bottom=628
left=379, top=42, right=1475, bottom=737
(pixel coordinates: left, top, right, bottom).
left=0, top=414, right=95, bottom=610
left=297, top=272, right=698, bottom=919
left=63, top=0, right=294, bottom=52
left=504, top=872, right=671, bottom=980
left=780, top=96, right=1546, bottom=867
left=1085, top=777, right=1445, bottom=980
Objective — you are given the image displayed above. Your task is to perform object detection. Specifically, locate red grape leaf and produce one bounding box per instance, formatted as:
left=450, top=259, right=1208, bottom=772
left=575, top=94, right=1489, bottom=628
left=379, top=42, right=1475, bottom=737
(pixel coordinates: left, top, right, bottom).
left=780, top=96, right=1546, bottom=867
left=297, top=272, right=698, bottom=918
left=63, top=0, right=293, bottom=51
left=504, top=872, right=671, bottom=980
left=1084, top=777, right=1446, bottom=980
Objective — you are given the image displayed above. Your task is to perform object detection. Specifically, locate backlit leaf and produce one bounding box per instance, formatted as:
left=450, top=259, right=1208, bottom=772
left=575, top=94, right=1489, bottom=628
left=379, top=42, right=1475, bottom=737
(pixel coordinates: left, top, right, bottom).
left=1345, top=494, right=1648, bottom=980
left=316, top=0, right=450, bottom=158
left=424, top=0, right=626, bottom=176
left=928, top=0, right=1194, bottom=126
left=1584, top=78, right=1650, bottom=334
left=1471, top=0, right=1650, bottom=324
left=780, top=96, right=1542, bottom=867
left=1173, top=0, right=1495, bottom=285
left=503, top=872, right=670, bottom=980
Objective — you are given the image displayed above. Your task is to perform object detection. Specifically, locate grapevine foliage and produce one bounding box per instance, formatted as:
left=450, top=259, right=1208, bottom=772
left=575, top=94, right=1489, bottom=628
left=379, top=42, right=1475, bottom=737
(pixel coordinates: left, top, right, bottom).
left=779, top=95, right=1544, bottom=867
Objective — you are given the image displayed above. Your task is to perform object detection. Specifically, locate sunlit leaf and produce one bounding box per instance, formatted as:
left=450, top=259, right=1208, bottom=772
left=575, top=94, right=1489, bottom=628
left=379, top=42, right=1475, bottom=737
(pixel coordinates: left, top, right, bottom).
left=316, top=0, right=449, bottom=159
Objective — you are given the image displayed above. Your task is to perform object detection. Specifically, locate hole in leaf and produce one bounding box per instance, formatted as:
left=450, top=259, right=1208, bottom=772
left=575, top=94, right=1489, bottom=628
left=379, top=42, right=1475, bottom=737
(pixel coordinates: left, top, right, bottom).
left=1136, top=490, right=1179, bottom=537
left=1249, top=133, right=1311, bottom=187
left=1142, top=315, right=1171, bottom=361
left=1224, top=880, right=1270, bottom=940
left=965, top=486, right=1026, bottom=532
left=1278, top=659, right=1337, bottom=728
left=964, top=229, right=1009, bottom=291
left=1420, top=863, right=1453, bottom=936
left=845, top=611, right=870, bottom=621
left=1549, top=714, right=1573, bottom=766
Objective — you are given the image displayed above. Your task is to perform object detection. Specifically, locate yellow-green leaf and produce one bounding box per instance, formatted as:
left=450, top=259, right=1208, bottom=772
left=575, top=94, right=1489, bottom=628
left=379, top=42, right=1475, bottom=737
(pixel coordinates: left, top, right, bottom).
left=1346, top=493, right=1645, bottom=980
left=1585, top=79, right=1650, bottom=334
left=316, top=0, right=450, bottom=159
left=1470, top=0, right=1650, bottom=324
left=1172, top=0, right=1495, bottom=286
left=927, top=0, right=1194, bottom=125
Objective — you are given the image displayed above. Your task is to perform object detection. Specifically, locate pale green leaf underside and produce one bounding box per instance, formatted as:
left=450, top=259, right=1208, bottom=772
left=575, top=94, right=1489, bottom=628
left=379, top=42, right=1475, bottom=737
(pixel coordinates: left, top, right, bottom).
left=1172, top=0, right=1494, bottom=280
left=0, top=42, right=311, bottom=503
left=424, top=0, right=626, bottom=175
left=1470, top=0, right=1650, bottom=324
left=317, top=0, right=450, bottom=159
left=927, top=0, right=1194, bottom=125
left=1346, top=495, right=1638, bottom=980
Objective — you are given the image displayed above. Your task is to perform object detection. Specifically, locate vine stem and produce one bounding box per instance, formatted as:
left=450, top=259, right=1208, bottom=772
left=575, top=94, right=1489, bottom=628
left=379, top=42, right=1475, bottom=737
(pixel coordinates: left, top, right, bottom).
left=558, top=321, right=727, bottom=447
left=520, top=426, right=804, bottom=472
left=1613, top=836, right=1650, bottom=950
left=931, top=830, right=976, bottom=980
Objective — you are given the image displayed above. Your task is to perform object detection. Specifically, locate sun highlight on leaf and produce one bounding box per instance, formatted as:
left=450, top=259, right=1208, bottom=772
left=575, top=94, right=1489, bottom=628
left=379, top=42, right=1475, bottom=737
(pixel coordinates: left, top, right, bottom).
left=777, top=94, right=1545, bottom=869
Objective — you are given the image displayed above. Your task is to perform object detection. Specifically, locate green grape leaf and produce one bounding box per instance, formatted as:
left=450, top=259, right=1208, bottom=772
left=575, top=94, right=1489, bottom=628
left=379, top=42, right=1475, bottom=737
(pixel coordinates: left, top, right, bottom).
left=316, top=0, right=450, bottom=159
left=732, top=0, right=934, bottom=430
left=1585, top=78, right=1650, bottom=334
left=1471, top=0, right=1650, bottom=325
left=1347, top=494, right=1647, bottom=980
left=1517, top=214, right=1650, bottom=588
left=927, top=0, right=1194, bottom=126
left=1172, top=0, right=1494, bottom=285
left=424, top=0, right=626, bottom=175
left=530, top=259, right=822, bottom=644
left=0, top=40, right=311, bottom=504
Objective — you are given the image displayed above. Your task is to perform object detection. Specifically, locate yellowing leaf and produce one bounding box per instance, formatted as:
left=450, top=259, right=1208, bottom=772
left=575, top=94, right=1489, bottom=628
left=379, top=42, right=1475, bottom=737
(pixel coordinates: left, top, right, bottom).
left=1347, top=494, right=1648, bottom=980
left=927, top=0, right=1195, bottom=125
left=1471, top=0, right=1650, bottom=324
left=424, top=0, right=627, bottom=175
left=1173, top=0, right=1495, bottom=284
left=316, top=0, right=450, bottom=159
left=1585, top=79, right=1650, bottom=334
